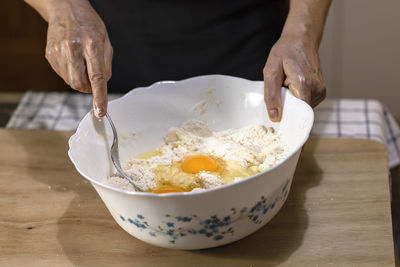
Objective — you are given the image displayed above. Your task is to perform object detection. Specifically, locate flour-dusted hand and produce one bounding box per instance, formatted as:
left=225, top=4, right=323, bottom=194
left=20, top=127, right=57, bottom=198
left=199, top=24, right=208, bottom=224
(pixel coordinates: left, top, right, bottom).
left=26, top=0, right=113, bottom=117
left=264, top=0, right=331, bottom=122
left=264, top=34, right=326, bottom=121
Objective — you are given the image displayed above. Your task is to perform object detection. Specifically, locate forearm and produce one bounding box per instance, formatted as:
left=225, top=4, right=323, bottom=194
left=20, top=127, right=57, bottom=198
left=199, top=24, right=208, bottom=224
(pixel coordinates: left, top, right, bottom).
left=25, top=0, right=111, bottom=117
left=24, top=0, right=54, bottom=21
left=282, top=0, right=332, bottom=49
left=24, top=0, right=92, bottom=22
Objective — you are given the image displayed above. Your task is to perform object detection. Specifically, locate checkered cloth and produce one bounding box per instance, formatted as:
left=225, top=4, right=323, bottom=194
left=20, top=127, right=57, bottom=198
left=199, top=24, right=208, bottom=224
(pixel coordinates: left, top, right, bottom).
left=6, top=92, right=121, bottom=130
left=6, top=91, right=400, bottom=168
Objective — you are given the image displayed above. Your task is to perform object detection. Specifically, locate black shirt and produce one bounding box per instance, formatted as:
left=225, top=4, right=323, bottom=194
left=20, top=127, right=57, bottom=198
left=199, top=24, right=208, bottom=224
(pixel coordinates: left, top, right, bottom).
left=90, top=0, right=289, bottom=92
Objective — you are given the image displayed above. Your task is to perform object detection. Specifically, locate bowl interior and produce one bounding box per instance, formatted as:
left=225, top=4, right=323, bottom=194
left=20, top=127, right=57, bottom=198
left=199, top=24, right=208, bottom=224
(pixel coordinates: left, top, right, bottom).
left=68, top=75, right=314, bottom=190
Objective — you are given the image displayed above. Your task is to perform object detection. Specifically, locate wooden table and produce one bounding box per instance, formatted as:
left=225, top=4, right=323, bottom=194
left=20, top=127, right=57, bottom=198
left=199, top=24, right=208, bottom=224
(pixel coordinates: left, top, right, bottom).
left=0, top=129, right=394, bottom=266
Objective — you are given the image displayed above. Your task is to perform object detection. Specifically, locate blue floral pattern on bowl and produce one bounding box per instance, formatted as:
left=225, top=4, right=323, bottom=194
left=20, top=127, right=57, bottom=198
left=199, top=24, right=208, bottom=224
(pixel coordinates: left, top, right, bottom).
left=119, top=179, right=290, bottom=244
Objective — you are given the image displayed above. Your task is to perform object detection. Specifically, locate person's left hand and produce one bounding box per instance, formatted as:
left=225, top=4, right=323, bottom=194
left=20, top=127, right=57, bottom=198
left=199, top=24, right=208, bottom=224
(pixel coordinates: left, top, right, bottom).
left=263, top=34, right=326, bottom=122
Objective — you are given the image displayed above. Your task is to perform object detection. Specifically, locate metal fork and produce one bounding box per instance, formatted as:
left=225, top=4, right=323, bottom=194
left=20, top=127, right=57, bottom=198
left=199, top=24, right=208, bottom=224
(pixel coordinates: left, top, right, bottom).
left=105, top=112, right=144, bottom=192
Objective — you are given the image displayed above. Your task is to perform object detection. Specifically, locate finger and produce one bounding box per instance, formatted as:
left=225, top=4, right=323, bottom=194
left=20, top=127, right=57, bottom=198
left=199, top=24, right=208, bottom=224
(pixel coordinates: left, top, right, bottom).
left=61, top=36, right=91, bottom=93
left=62, top=37, right=91, bottom=92
left=288, top=74, right=312, bottom=106
left=283, top=58, right=312, bottom=106
left=46, top=51, right=72, bottom=88
left=310, top=77, right=327, bottom=107
left=46, top=37, right=90, bottom=93
left=45, top=51, right=64, bottom=80
left=66, top=61, right=91, bottom=93
left=310, top=88, right=326, bottom=107
left=45, top=41, right=66, bottom=82
left=45, top=25, right=80, bottom=88
left=263, top=55, right=284, bottom=122
left=84, top=38, right=108, bottom=117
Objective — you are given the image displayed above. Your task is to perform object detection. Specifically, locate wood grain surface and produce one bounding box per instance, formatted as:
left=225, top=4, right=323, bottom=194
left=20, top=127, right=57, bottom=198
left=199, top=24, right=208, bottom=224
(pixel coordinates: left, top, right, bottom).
left=0, top=130, right=394, bottom=266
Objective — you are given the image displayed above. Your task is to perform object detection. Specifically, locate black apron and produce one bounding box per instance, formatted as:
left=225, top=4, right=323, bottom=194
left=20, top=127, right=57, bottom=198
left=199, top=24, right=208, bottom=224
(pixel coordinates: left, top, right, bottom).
left=90, top=0, right=289, bottom=93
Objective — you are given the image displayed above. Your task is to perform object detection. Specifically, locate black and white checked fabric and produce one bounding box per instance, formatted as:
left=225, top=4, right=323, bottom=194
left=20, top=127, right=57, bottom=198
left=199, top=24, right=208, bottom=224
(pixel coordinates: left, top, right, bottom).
left=6, top=92, right=400, bottom=168
left=313, top=99, right=400, bottom=168
left=6, top=92, right=121, bottom=130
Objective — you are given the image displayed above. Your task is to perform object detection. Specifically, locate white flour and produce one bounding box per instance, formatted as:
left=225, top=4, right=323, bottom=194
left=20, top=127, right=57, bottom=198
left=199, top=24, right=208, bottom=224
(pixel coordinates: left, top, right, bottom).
left=106, top=120, right=288, bottom=192
left=197, top=171, right=224, bottom=189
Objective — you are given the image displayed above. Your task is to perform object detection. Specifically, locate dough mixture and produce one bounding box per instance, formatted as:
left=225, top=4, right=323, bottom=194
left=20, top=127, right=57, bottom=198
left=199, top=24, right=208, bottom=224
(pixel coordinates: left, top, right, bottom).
left=106, top=120, right=288, bottom=193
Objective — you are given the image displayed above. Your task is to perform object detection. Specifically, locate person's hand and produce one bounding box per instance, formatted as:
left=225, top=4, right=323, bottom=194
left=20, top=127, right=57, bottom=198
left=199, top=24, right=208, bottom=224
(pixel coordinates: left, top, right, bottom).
left=263, top=34, right=326, bottom=122
left=45, top=0, right=113, bottom=117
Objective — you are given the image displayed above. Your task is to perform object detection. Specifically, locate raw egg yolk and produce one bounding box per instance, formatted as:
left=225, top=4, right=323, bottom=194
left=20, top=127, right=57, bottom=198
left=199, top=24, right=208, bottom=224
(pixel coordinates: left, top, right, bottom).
left=181, top=155, right=218, bottom=174
left=151, top=185, right=186, bottom=194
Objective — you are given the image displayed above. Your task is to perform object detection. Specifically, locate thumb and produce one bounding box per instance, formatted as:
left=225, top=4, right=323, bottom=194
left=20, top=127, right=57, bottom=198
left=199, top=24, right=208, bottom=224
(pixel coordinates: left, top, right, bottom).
left=263, top=60, right=284, bottom=122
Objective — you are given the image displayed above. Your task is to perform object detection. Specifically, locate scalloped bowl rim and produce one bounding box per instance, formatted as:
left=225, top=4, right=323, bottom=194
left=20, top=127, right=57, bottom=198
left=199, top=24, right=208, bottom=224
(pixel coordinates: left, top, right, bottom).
left=68, top=75, right=314, bottom=197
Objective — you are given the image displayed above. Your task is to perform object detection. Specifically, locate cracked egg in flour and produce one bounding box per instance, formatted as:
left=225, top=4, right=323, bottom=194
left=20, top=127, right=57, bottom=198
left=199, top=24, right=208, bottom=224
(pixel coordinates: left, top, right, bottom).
left=106, top=120, right=288, bottom=193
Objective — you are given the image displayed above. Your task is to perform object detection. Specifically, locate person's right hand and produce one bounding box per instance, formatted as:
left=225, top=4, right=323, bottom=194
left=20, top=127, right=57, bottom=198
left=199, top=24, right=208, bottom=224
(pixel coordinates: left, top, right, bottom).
left=45, top=0, right=113, bottom=117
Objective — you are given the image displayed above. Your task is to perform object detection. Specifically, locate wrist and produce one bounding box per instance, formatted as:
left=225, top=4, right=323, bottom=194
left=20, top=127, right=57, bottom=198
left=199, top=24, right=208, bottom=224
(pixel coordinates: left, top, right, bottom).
left=46, top=0, right=91, bottom=23
left=280, top=22, right=321, bottom=50
left=46, top=0, right=75, bottom=22
left=280, top=0, right=331, bottom=50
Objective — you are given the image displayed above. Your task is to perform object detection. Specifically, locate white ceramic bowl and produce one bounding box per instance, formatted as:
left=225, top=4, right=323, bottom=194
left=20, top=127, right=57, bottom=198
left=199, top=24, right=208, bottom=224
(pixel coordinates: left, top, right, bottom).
left=68, top=75, right=314, bottom=249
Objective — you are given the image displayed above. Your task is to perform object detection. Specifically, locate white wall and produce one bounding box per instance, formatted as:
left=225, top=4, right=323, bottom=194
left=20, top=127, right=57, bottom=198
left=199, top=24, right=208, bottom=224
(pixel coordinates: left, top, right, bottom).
left=319, top=0, right=400, bottom=119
